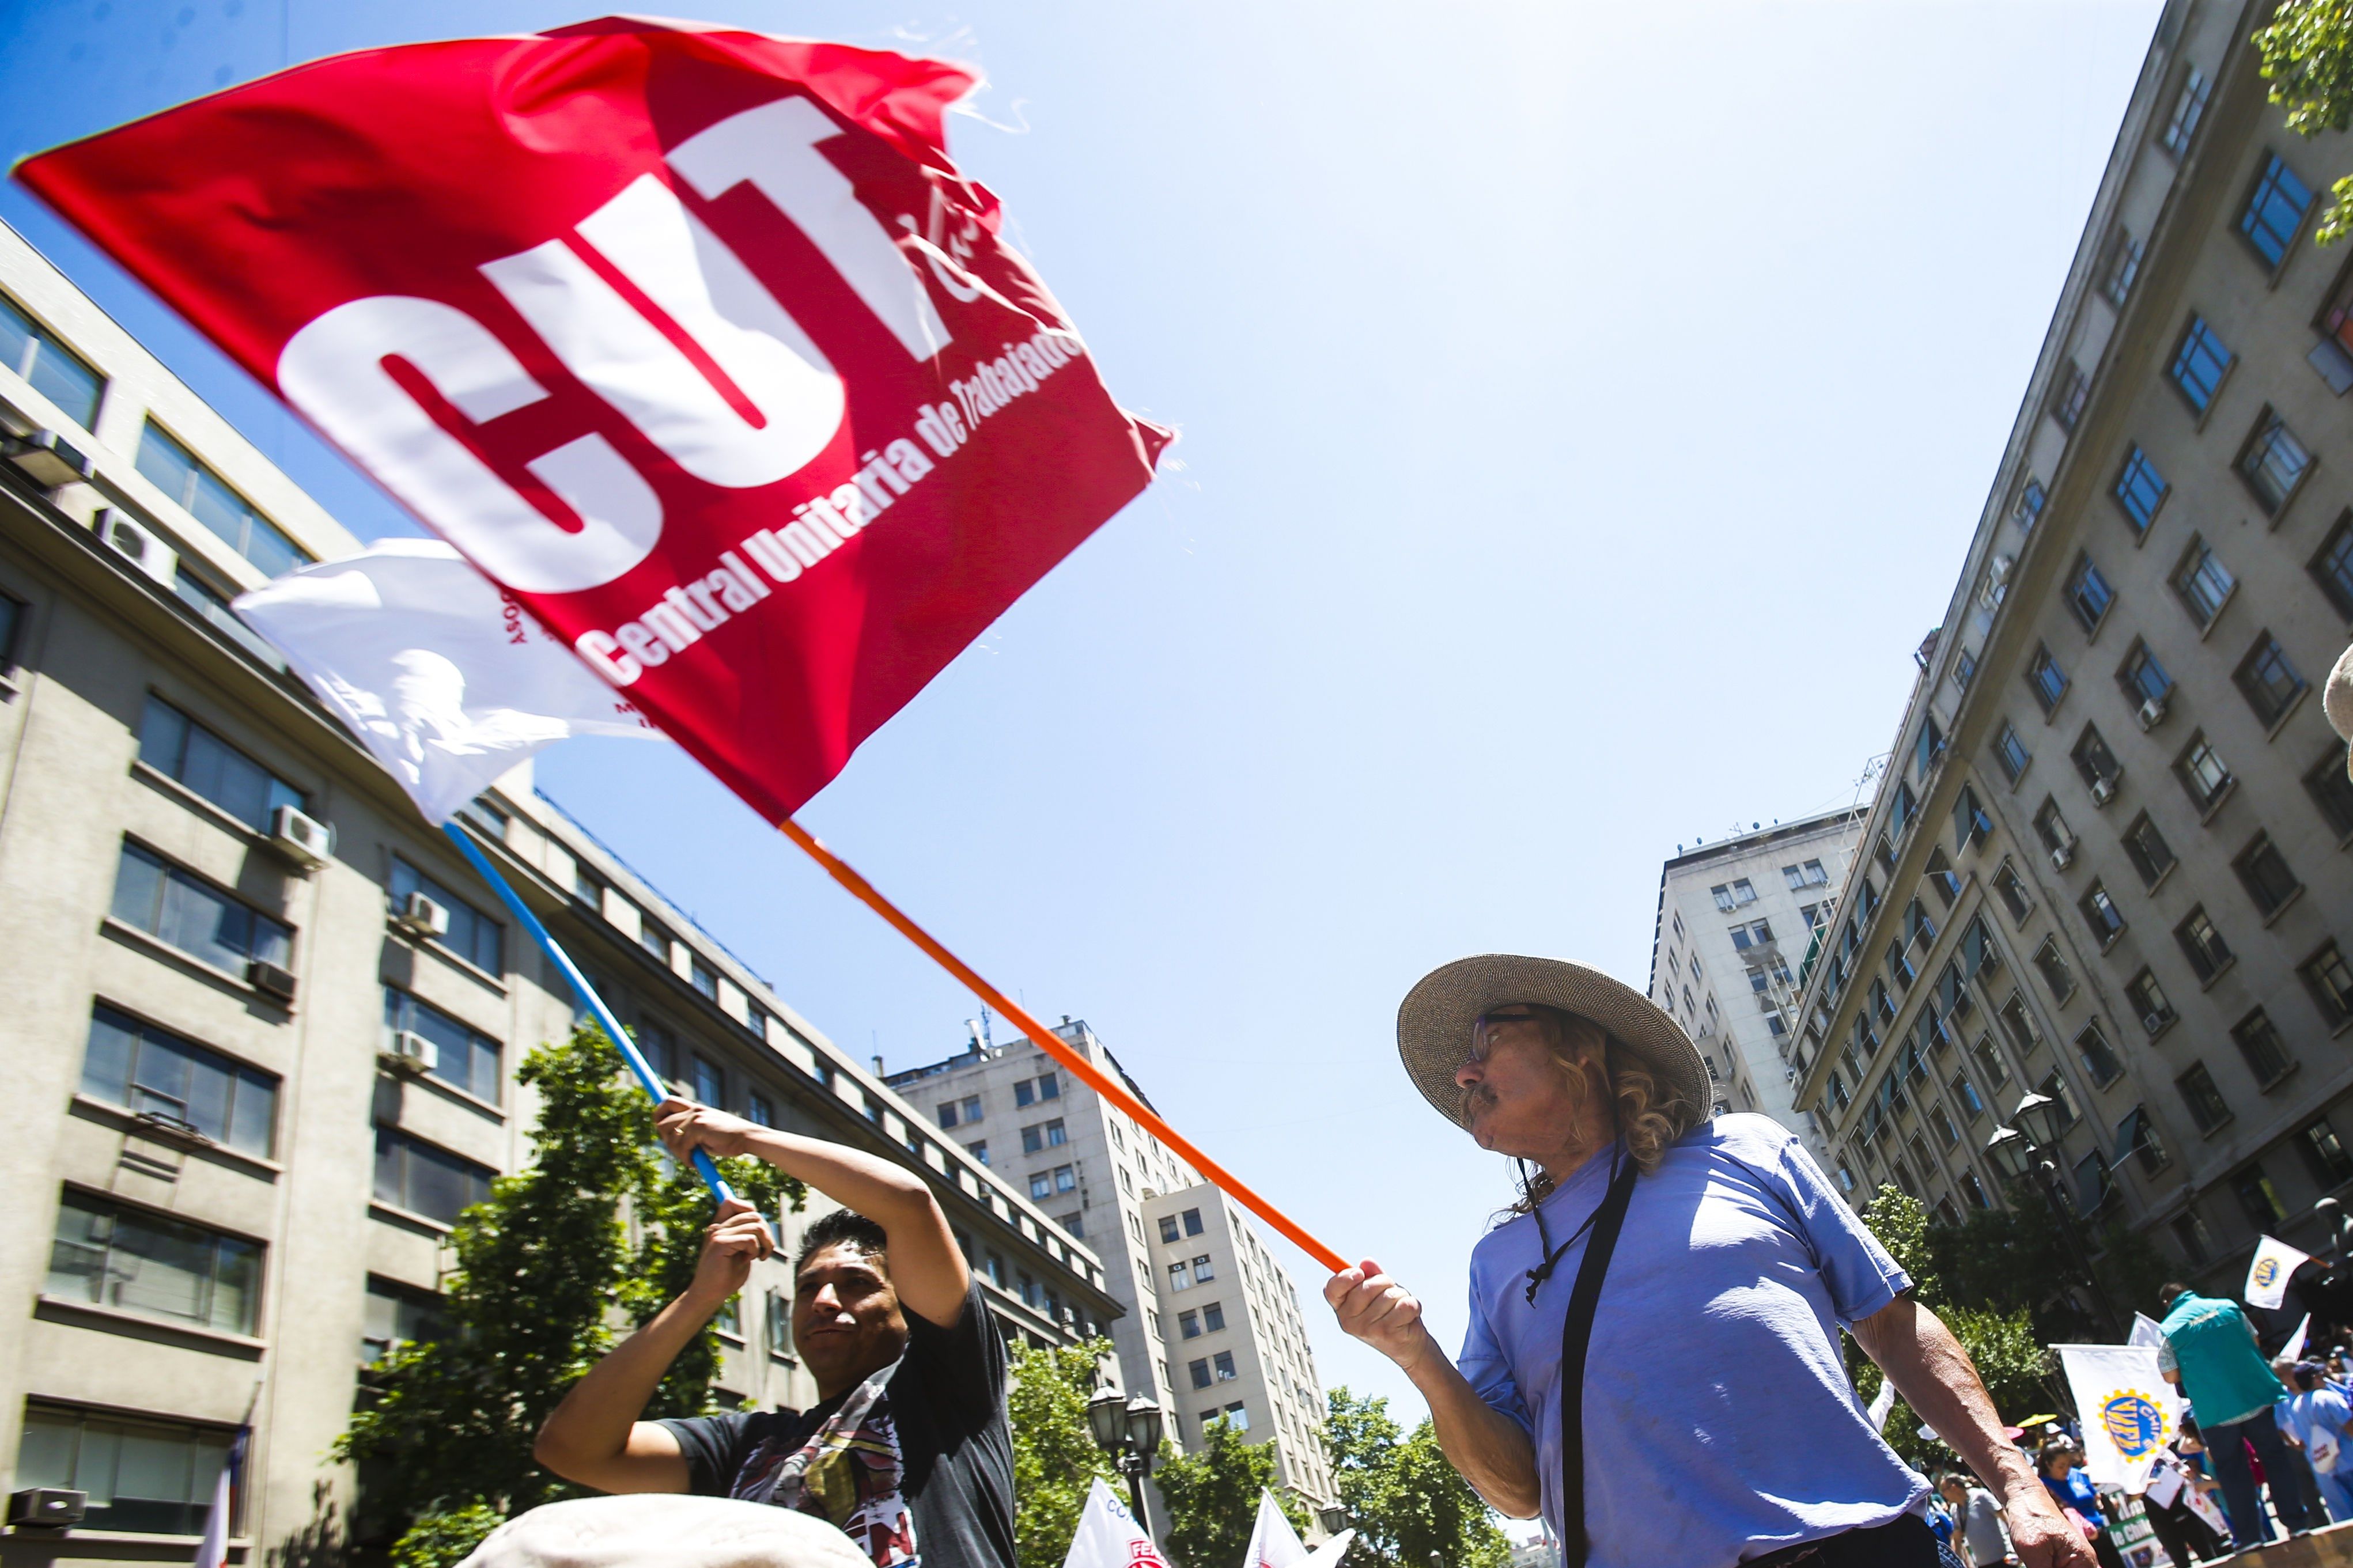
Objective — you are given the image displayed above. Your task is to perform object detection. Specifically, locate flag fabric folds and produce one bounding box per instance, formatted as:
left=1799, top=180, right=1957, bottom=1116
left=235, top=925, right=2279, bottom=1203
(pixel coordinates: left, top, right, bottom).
left=2246, top=1234, right=2313, bottom=1310
left=2054, top=1344, right=2183, bottom=1493
left=194, top=1426, right=247, bottom=1568
left=2128, top=1312, right=2166, bottom=1350
left=1241, top=1489, right=1352, bottom=1568
left=1061, top=1479, right=1168, bottom=1568
left=236, top=539, right=660, bottom=823
left=21, top=17, right=1170, bottom=823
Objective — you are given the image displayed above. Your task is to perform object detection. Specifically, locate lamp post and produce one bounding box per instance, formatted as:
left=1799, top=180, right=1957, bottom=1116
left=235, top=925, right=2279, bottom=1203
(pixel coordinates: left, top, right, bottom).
left=1316, top=1504, right=1349, bottom=1537
left=1087, top=1385, right=1166, bottom=1534
left=1984, top=1092, right=2122, bottom=1338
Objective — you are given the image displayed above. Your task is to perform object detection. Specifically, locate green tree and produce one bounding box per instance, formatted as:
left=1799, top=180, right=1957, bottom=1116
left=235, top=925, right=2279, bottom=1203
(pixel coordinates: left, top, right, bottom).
left=336, top=1025, right=797, bottom=1565
left=2257, top=0, right=2353, bottom=244
left=1154, top=1418, right=1304, bottom=1568
left=1006, top=1339, right=1122, bottom=1568
left=1320, top=1389, right=1508, bottom=1568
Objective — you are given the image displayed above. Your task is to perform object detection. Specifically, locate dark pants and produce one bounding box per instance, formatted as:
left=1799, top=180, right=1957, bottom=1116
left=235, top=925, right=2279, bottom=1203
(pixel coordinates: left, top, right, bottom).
left=2143, top=1498, right=2227, bottom=1566
left=2207, top=1411, right=2314, bottom=1544
left=1746, top=1514, right=1966, bottom=1567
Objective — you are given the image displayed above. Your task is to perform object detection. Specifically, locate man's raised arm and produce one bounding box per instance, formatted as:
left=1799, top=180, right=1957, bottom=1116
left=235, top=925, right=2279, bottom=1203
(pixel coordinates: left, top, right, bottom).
left=657, top=1098, right=971, bottom=1326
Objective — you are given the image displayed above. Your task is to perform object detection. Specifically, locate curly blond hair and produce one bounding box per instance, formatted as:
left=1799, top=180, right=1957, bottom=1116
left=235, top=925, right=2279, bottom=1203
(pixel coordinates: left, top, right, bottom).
left=1501, top=1009, right=1698, bottom=1215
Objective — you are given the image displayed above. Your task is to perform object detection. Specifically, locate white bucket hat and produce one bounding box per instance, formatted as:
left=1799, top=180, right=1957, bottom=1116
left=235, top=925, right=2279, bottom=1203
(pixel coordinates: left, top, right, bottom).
left=457, top=1495, right=872, bottom=1568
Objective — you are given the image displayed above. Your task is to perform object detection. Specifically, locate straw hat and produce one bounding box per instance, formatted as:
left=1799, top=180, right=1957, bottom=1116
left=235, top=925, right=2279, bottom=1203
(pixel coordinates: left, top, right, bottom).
left=458, top=1495, right=871, bottom=1568
left=1397, top=954, right=1712, bottom=1131
left=2325, top=642, right=2353, bottom=782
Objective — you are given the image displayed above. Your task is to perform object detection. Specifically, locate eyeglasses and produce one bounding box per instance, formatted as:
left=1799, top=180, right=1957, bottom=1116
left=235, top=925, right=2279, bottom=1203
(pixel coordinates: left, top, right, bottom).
left=1469, top=1008, right=1549, bottom=1062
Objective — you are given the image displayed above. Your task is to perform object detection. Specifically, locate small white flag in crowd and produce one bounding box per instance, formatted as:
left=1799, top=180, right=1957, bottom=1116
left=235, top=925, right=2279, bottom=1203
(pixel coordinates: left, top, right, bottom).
left=1243, top=1489, right=1353, bottom=1568
left=2245, top=1234, right=2313, bottom=1310
left=234, top=539, right=659, bottom=824
left=2128, top=1313, right=2166, bottom=1350
left=1064, top=1479, right=1170, bottom=1568
left=1865, top=1376, right=1896, bottom=1433
left=2286, top=1313, right=2313, bottom=1362
left=2055, top=1344, right=2183, bottom=1493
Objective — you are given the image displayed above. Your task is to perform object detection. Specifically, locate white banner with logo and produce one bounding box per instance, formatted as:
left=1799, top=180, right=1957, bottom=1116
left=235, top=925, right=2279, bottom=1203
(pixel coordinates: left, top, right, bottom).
left=2056, top=1344, right=2184, bottom=1493
left=2246, top=1234, right=2313, bottom=1310
left=1064, top=1479, right=1170, bottom=1568
left=1242, top=1489, right=1353, bottom=1568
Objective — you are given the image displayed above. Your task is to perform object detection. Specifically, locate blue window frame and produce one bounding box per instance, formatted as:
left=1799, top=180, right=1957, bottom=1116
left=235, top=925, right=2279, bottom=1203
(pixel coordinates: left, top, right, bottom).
left=0, top=293, right=104, bottom=430
left=2168, top=317, right=2231, bottom=413
left=389, top=857, right=502, bottom=974
left=135, top=421, right=312, bottom=579
left=2064, top=556, right=2114, bottom=632
left=383, top=986, right=502, bottom=1104
left=2241, top=155, right=2314, bottom=268
left=2114, top=446, right=2167, bottom=535
left=2014, top=479, right=2046, bottom=532
left=82, top=1004, right=277, bottom=1156
left=138, top=695, right=305, bottom=834
left=2026, top=646, right=2069, bottom=714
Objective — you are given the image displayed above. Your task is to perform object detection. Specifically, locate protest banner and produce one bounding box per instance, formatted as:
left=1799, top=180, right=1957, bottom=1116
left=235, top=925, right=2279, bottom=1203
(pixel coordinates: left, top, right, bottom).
left=1062, top=1480, right=1167, bottom=1568
left=2054, top=1344, right=2183, bottom=1493
left=2247, top=1234, right=2313, bottom=1310
left=1242, top=1490, right=1352, bottom=1568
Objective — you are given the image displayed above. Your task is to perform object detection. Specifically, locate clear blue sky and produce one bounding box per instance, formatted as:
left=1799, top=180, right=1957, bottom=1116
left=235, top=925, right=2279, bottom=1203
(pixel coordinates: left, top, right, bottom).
left=2, top=0, right=2162, bottom=1422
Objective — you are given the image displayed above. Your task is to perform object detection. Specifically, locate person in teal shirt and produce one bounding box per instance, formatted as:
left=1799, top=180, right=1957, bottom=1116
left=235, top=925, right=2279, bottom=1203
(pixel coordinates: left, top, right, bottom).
left=2157, top=1283, right=2314, bottom=1544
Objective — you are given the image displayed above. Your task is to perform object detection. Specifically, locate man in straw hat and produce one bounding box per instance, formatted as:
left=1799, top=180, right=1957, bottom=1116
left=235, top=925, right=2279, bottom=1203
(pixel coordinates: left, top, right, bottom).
left=1325, top=955, right=2093, bottom=1567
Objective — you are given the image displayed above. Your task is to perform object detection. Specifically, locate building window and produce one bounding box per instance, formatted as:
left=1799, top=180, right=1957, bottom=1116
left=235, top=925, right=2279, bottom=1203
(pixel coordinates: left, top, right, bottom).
left=2101, top=229, right=2144, bottom=306
left=2168, top=315, right=2231, bottom=411
left=1159, top=1214, right=1181, bottom=1244
left=1054, top=1165, right=1076, bottom=1194
left=2172, top=538, right=2237, bottom=629
left=2116, top=1107, right=2167, bottom=1177
left=968, top=1139, right=989, bottom=1166
left=1993, top=722, right=2032, bottom=784
left=2302, top=942, right=2353, bottom=1028
left=2071, top=725, right=2123, bottom=795
left=138, top=696, right=307, bottom=835
left=2300, top=1119, right=2353, bottom=1190
left=687, top=957, right=718, bottom=1001
left=2312, top=512, right=2353, bottom=618
left=0, top=293, right=105, bottom=427
left=1950, top=1071, right=1985, bottom=1121
left=2117, top=644, right=2173, bottom=716
left=2113, top=446, right=2167, bottom=535
left=2051, top=361, right=2091, bottom=431
left=135, top=421, right=312, bottom=577
left=2032, top=939, right=2076, bottom=1003
left=1213, top=1350, right=1237, bottom=1381
left=1203, top=1300, right=1225, bottom=1332
left=2177, top=1062, right=2230, bottom=1134
left=2233, top=632, right=2307, bottom=728
left=112, top=840, right=292, bottom=977
left=2237, top=1166, right=2288, bottom=1232
left=2174, top=734, right=2233, bottom=815
left=1020, top=1124, right=1043, bottom=1155
left=389, top=857, right=502, bottom=974
left=2120, top=813, right=2176, bottom=889
left=1178, top=1309, right=1200, bottom=1339
left=1182, top=1207, right=1205, bottom=1236
left=765, top=1287, right=795, bottom=1360
left=2014, top=476, right=2048, bottom=532
left=1955, top=649, right=1978, bottom=691
left=82, top=1004, right=275, bottom=1156
left=18, top=1404, right=237, bottom=1537
left=362, top=1277, right=449, bottom=1364
left=48, top=1187, right=260, bottom=1336
left=2241, top=153, right=2315, bottom=268
left=2238, top=409, right=2314, bottom=515
left=1043, top=1118, right=1068, bottom=1147
left=1998, top=994, right=2041, bottom=1056
left=1188, top=1358, right=1212, bottom=1390
left=937, top=1095, right=980, bottom=1129
left=2078, top=883, right=2126, bottom=948
left=2174, top=906, right=2234, bottom=985
left=1710, top=884, right=1735, bottom=912
left=2033, top=798, right=2074, bottom=858
left=2127, top=969, right=2177, bottom=1035
left=2306, top=747, right=2353, bottom=838
left=637, top=916, right=670, bottom=965
left=1058, top=1211, right=1083, bottom=1240
left=2075, top=1021, right=2123, bottom=1089
left=2233, top=831, right=2301, bottom=918
left=2026, top=646, right=2068, bottom=715
left=2172, top=1209, right=2213, bottom=1266
left=747, top=1092, right=774, bottom=1127
left=384, top=986, right=502, bottom=1104
left=374, top=1127, right=493, bottom=1224
left=2063, top=556, right=2115, bottom=634
left=2161, top=66, right=2210, bottom=156
left=1993, top=860, right=2033, bottom=923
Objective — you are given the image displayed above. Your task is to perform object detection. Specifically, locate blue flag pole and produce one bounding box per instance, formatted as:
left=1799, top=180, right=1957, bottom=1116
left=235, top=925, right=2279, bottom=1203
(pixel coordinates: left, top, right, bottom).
left=441, top=821, right=736, bottom=1206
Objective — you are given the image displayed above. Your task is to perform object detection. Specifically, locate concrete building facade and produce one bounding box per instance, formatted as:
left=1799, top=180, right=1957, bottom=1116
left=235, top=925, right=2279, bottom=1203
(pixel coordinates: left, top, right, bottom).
left=1647, top=809, right=1864, bottom=1154
left=886, top=1025, right=1336, bottom=1506
left=1789, top=0, right=2353, bottom=1299
left=0, top=218, right=1119, bottom=1565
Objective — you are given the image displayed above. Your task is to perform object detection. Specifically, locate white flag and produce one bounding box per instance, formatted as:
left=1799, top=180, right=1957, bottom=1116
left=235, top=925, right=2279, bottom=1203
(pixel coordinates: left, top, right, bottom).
left=1242, top=1489, right=1353, bottom=1568
left=2247, top=1234, right=2313, bottom=1310
left=1064, top=1478, right=1170, bottom=1568
left=2056, top=1344, right=2184, bottom=1493
left=235, top=539, right=659, bottom=823
left=2128, top=1313, right=2166, bottom=1349
left=2287, top=1313, right=2313, bottom=1362
left=1866, top=1375, right=1896, bottom=1432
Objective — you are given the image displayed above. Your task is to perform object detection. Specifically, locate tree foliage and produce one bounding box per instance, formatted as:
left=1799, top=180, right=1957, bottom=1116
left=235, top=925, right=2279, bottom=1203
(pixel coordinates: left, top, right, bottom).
left=336, top=1025, right=798, bottom=1559
left=1153, top=1418, right=1305, bottom=1568
left=2257, top=0, right=2353, bottom=244
left=1006, top=1338, right=1123, bottom=1568
left=1320, top=1389, right=1509, bottom=1568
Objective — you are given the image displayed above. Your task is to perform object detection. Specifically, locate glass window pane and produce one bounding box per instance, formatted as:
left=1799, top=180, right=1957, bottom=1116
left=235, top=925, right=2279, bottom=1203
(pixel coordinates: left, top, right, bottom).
left=229, top=1068, right=275, bottom=1157
left=111, top=842, right=167, bottom=931
left=82, top=1006, right=138, bottom=1107
left=105, top=1210, right=215, bottom=1324
left=135, top=423, right=199, bottom=509
left=16, top=1407, right=78, bottom=1491
left=27, top=336, right=105, bottom=430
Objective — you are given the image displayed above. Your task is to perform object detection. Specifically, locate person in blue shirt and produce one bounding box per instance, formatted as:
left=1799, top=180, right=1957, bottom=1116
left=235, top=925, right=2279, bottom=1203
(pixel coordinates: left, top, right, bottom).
left=2275, top=1358, right=2353, bottom=1522
left=1323, top=955, right=2093, bottom=1568
left=2035, top=1444, right=2121, bottom=1568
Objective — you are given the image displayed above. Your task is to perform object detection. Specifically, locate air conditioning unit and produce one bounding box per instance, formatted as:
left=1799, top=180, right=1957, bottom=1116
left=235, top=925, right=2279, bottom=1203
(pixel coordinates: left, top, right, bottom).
left=269, top=804, right=332, bottom=870
left=248, top=959, right=297, bottom=1002
left=392, top=891, right=449, bottom=939
left=2136, top=696, right=2169, bottom=732
left=2142, top=1012, right=2170, bottom=1035
left=381, top=1029, right=439, bottom=1073
left=6, top=1487, right=86, bottom=1528
left=98, top=508, right=177, bottom=585
left=2090, top=777, right=2116, bottom=805
left=2, top=429, right=91, bottom=488
left=2050, top=840, right=2075, bottom=870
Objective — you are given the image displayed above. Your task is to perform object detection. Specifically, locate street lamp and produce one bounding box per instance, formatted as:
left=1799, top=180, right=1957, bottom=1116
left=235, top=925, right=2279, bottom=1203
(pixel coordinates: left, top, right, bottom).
left=1087, top=1385, right=1165, bottom=1533
left=1983, top=1097, right=2121, bottom=1338
left=1316, top=1504, right=1349, bottom=1537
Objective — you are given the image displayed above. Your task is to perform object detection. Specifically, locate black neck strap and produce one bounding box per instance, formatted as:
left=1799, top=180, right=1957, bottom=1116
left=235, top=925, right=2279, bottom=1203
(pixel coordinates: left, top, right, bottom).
left=1552, top=1153, right=1639, bottom=1568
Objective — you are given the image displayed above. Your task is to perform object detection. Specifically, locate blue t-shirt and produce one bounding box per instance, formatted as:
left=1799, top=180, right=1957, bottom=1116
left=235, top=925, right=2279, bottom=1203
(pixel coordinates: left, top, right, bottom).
left=1458, top=1114, right=1928, bottom=1567
left=2042, top=1467, right=2103, bottom=1527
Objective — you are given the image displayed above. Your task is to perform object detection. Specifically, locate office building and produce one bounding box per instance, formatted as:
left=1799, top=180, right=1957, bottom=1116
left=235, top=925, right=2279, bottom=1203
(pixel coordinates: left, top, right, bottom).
left=1788, top=0, right=2353, bottom=1296
left=0, top=217, right=1118, bottom=1561
left=1648, top=809, right=1864, bottom=1153
left=887, top=1024, right=1336, bottom=1505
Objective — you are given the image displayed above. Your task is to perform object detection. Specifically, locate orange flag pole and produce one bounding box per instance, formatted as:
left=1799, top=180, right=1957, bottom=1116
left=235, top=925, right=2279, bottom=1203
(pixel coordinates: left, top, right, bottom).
left=777, top=817, right=1349, bottom=1275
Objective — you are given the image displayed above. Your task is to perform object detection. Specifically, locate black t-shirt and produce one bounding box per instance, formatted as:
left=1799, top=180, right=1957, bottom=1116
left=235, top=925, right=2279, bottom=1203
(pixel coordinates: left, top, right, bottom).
left=660, top=1279, right=1011, bottom=1568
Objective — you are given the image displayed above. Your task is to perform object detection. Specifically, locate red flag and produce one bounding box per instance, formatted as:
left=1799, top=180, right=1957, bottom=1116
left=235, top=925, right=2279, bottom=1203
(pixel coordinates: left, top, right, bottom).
left=20, top=18, right=1169, bottom=820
